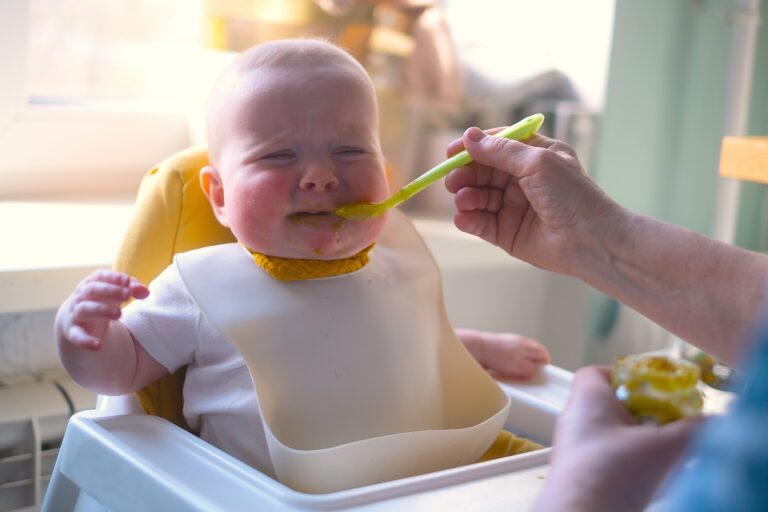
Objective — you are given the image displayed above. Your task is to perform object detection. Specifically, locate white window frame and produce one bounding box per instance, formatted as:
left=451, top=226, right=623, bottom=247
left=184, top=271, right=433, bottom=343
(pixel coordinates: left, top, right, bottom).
left=0, top=0, right=191, bottom=198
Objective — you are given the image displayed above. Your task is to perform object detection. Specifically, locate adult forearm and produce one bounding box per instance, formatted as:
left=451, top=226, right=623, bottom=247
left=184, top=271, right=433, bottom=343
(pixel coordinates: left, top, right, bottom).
left=576, top=209, right=768, bottom=366
left=56, top=321, right=140, bottom=395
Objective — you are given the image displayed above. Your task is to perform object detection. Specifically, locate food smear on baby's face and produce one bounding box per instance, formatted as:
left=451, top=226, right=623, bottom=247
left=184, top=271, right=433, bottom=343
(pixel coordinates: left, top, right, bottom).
left=611, top=354, right=703, bottom=424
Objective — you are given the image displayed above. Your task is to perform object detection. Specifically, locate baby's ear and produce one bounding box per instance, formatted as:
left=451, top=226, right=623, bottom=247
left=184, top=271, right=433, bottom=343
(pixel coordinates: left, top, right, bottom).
left=200, top=165, right=229, bottom=226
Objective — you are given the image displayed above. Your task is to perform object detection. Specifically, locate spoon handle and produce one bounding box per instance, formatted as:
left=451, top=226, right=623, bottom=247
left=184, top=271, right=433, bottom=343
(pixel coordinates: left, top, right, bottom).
left=387, top=113, right=545, bottom=208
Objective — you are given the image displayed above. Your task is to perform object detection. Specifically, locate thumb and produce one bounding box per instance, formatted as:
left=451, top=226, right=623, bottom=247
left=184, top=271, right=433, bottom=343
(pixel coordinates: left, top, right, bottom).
left=462, top=127, right=533, bottom=178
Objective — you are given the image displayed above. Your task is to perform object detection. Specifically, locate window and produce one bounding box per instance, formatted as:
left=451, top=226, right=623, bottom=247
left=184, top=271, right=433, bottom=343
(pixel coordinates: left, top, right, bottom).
left=444, top=0, right=615, bottom=111
left=0, top=0, right=234, bottom=199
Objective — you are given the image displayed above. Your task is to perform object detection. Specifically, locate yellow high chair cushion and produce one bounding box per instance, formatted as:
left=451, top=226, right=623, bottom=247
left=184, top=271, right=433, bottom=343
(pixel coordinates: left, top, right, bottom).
left=477, top=430, right=543, bottom=461
left=113, top=145, right=235, bottom=431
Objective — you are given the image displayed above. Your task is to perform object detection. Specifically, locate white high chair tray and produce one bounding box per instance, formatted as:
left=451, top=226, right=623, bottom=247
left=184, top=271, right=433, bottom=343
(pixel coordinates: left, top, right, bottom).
left=43, top=366, right=571, bottom=511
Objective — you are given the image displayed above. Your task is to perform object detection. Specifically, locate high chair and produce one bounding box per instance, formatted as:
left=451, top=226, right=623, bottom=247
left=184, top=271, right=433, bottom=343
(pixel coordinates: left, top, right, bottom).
left=42, top=147, right=573, bottom=511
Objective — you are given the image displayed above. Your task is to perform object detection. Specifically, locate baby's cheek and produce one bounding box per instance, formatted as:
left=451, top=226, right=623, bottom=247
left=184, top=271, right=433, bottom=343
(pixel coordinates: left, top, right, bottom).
left=231, top=176, right=292, bottom=239
left=348, top=165, right=388, bottom=201
left=249, top=175, right=294, bottom=211
left=372, top=173, right=391, bottom=201
left=354, top=213, right=388, bottom=243
left=259, top=171, right=296, bottom=194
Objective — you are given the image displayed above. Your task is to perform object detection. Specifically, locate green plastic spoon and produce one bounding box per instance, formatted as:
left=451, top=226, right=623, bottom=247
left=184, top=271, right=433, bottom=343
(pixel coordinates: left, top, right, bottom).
left=335, top=113, right=545, bottom=220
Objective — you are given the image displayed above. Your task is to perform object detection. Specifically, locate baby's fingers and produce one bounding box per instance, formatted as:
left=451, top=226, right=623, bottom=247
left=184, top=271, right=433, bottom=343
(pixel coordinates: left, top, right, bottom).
left=129, top=279, right=150, bottom=300
left=78, top=281, right=132, bottom=305
left=84, top=271, right=148, bottom=300
left=86, top=269, right=133, bottom=287
left=67, top=324, right=102, bottom=351
left=523, top=339, right=551, bottom=364
left=72, top=301, right=121, bottom=323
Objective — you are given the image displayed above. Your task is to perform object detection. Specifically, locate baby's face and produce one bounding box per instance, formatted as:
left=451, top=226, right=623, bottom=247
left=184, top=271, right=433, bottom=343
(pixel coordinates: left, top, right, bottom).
left=206, top=65, right=389, bottom=259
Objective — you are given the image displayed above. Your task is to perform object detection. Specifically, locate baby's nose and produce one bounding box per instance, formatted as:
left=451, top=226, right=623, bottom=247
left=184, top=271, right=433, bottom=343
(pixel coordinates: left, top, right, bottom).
left=299, top=164, right=339, bottom=192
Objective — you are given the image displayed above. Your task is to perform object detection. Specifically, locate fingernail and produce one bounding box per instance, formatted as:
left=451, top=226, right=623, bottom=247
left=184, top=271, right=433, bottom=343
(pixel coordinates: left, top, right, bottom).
left=466, top=127, right=485, bottom=142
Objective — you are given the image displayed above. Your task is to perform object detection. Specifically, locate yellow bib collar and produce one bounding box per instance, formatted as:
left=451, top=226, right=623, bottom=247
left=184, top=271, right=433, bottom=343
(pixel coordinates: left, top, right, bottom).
left=245, top=244, right=374, bottom=281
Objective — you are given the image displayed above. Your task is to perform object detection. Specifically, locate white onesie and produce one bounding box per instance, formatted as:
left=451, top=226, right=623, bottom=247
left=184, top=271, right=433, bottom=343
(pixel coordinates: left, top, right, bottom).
left=121, top=265, right=278, bottom=477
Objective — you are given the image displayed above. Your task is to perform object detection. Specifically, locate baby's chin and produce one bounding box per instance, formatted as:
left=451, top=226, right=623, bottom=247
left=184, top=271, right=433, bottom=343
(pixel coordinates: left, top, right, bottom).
left=298, top=234, right=375, bottom=260
left=286, top=212, right=387, bottom=260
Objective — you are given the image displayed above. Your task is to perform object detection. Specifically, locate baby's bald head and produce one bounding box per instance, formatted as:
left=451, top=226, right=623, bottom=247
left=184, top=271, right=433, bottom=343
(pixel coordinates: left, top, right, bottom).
left=206, top=39, right=375, bottom=168
left=199, top=39, right=388, bottom=260
left=223, top=38, right=367, bottom=74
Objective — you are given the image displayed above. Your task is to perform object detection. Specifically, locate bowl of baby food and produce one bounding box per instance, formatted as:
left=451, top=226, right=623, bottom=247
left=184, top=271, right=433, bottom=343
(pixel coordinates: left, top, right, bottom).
left=612, top=354, right=703, bottom=424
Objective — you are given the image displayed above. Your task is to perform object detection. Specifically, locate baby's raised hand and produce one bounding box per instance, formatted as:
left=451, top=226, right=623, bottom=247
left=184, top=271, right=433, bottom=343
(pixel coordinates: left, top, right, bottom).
left=456, top=328, right=550, bottom=380
left=57, top=270, right=149, bottom=351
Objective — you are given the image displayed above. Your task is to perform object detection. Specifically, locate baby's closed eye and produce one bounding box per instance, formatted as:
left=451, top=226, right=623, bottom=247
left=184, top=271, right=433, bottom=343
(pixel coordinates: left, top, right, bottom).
left=333, top=146, right=368, bottom=157
left=262, top=149, right=296, bottom=160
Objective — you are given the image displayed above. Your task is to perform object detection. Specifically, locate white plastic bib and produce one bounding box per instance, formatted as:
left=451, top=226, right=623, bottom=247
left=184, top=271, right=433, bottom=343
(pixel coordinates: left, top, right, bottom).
left=175, top=210, right=510, bottom=493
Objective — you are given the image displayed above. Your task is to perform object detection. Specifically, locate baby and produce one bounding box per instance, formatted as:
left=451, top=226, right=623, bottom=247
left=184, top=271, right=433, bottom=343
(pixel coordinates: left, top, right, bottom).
left=55, top=39, right=549, bottom=492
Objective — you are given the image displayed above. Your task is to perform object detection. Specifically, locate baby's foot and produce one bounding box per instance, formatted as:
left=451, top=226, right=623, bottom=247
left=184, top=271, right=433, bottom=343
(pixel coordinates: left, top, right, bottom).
left=456, top=328, right=551, bottom=381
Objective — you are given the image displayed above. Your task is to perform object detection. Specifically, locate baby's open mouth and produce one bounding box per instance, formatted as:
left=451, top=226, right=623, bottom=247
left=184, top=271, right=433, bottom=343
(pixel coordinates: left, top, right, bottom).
left=287, top=210, right=344, bottom=226
left=289, top=209, right=335, bottom=218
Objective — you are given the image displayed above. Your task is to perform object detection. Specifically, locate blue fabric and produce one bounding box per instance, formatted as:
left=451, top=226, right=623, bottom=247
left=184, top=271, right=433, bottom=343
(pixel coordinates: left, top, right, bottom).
left=662, top=319, right=768, bottom=511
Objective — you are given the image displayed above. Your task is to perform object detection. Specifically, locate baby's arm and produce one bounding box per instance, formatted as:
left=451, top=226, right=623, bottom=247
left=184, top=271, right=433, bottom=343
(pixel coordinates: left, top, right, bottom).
left=456, top=328, right=550, bottom=380
left=55, top=270, right=168, bottom=395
